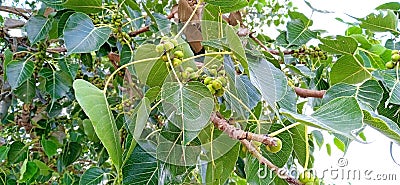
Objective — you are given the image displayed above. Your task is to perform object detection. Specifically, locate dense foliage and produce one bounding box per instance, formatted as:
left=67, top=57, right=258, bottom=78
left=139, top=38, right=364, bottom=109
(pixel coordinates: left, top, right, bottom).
left=0, top=0, right=399, bottom=184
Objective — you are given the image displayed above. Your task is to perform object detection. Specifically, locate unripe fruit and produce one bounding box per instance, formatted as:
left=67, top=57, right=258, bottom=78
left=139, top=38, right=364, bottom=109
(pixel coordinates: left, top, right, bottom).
left=170, top=39, right=179, bottom=46
left=212, top=79, right=222, bottom=90
left=299, top=171, right=316, bottom=183
left=164, top=41, right=175, bottom=51
left=174, top=50, right=184, bottom=59
left=386, top=61, right=395, bottom=69
left=265, top=137, right=282, bottom=153
left=209, top=69, right=217, bottom=76
left=185, top=67, right=194, bottom=73
left=161, top=55, right=169, bottom=62
left=207, top=84, right=216, bottom=94
left=392, top=54, right=400, bottom=62
left=156, top=44, right=164, bottom=53
left=181, top=71, right=189, bottom=79
left=189, top=73, right=198, bottom=80
left=392, top=50, right=399, bottom=55
left=211, top=64, right=218, bottom=69
left=217, top=76, right=227, bottom=86
left=204, top=77, right=213, bottom=85
left=215, top=89, right=224, bottom=97
left=172, top=58, right=182, bottom=66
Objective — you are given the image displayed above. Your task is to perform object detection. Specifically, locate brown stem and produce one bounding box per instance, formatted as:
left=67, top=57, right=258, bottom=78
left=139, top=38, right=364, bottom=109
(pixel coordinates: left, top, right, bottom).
left=240, top=139, right=303, bottom=185
left=210, top=112, right=277, bottom=146
left=211, top=112, right=303, bottom=185
left=249, top=32, right=293, bottom=55
left=294, top=87, right=326, bottom=98
left=0, top=6, right=31, bottom=20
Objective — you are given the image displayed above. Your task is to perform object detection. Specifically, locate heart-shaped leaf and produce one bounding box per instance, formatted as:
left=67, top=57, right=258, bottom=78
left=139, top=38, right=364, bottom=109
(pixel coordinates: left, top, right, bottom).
left=25, top=15, right=53, bottom=44
left=6, top=59, right=34, bottom=90
left=79, top=167, right=106, bottom=185
left=39, top=68, right=72, bottom=100
left=161, top=81, right=214, bottom=144
left=286, top=19, right=317, bottom=47
left=319, top=36, right=358, bottom=55
left=64, top=12, right=111, bottom=54
left=330, top=54, right=371, bottom=85
left=281, top=97, right=363, bottom=139
left=360, top=10, right=398, bottom=34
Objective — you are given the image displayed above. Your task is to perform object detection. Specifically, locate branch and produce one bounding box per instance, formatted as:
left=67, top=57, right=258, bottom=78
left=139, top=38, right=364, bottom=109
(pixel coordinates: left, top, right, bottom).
left=0, top=6, right=31, bottom=20
left=294, top=87, right=326, bottom=98
left=210, top=113, right=277, bottom=146
left=249, top=32, right=293, bottom=55
left=210, top=112, right=303, bottom=185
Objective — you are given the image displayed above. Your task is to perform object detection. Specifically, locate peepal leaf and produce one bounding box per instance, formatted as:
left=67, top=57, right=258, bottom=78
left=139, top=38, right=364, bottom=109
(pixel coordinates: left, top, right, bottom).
left=79, top=167, right=106, bottom=185
left=281, top=97, right=363, bottom=139
left=39, top=68, right=72, bottom=99
left=363, top=111, right=400, bottom=144
left=161, top=82, right=214, bottom=144
left=64, top=13, right=111, bottom=54
left=63, top=0, right=102, bottom=13
left=330, top=54, right=371, bottom=85
left=133, top=44, right=161, bottom=86
left=319, top=36, right=358, bottom=55
left=323, top=80, right=383, bottom=111
left=73, top=79, right=122, bottom=169
left=360, top=10, right=398, bottom=34
left=248, top=56, right=287, bottom=109
left=25, top=15, right=53, bottom=44
left=286, top=19, right=317, bottom=47
left=6, top=60, right=34, bottom=90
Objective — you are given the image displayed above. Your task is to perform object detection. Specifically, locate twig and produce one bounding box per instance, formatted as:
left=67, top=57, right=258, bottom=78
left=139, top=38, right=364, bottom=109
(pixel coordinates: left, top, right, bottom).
left=210, top=112, right=303, bottom=185
left=240, top=139, right=303, bottom=185
left=294, top=87, right=326, bottom=98
left=249, top=32, right=293, bottom=55
left=0, top=6, right=31, bottom=20
left=210, top=112, right=277, bottom=146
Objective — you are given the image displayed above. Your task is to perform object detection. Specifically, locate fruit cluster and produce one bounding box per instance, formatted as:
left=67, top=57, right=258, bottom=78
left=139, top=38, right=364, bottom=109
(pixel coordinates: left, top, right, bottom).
left=387, top=50, right=399, bottom=69
left=292, top=45, right=328, bottom=62
left=34, top=42, right=47, bottom=74
left=299, top=171, right=323, bottom=185
left=157, top=37, right=182, bottom=67
left=203, top=65, right=227, bottom=97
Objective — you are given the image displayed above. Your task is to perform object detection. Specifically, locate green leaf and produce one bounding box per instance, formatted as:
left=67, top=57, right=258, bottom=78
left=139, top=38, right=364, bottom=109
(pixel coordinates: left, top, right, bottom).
left=226, top=25, right=248, bottom=73
left=281, top=97, right=363, bottom=139
left=290, top=123, right=308, bottom=168
left=25, top=15, right=53, bottom=44
left=41, top=138, right=58, bottom=158
left=245, top=153, right=275, bottom=185
left=278, top=86, right=297, bottom=112
left=39, top=68, right=72, bottom=99
left=3, top=49, right=13, bottom=81
left=376, top=2, right=400, bottom=10
left=133, top=44, right=161, bottom=86
left=360, top=10, right=399, bottom=34
left=61, top=142, right=81, bottom=167
left=224, top=55, right=261, bottom=118
left=127, top=98, right=151, bottom=139
left=6, top=60, right=34, bottom=89
left=7, top=141, right=27, bottom=164
left=261, top=123, right=293, bottom=167
left=312, top=130, right=324, bottom=149
left=64, top=12, right=111, bottom=54
left=330, top=54, right=371, bottom=85
left=120, top=45, right=134, bottom=65
left=248, top=56, right=287, bottom=109
left=205, top=0, right=248, bottom=12
left=58, top=59, right=79, bottom=79
left=373, top=70, right=400, bottom=105
left=319, top=36, right=358, bottom=55
left=33, top=159, right=53, bottom=176
left=122, top=141, right=158, bottom=185
left=205, top=143, right=240, bottom=185
left=323, top=80, right=383, bottom=111
left=79, top=167, right=106, bottom=185
left=161, top=81, right=214, bottom=144
left=0, top=146, right=9, bottom=161
left=333, top=137, right=345, bottom=152
left=82, top=119, right=99, bottom=142
left=14, top=78, right=36, bottom=103
left=286, top=19, right=317, bottom=47
left=63, top=0, right=102, bottom=13
left=145, top=87, right=161, bottom=103
left=73, top=79, right=122, bottom=169
left=19, top=159, right=38, bottom=183
left=363, top=110, right=400, bottom=144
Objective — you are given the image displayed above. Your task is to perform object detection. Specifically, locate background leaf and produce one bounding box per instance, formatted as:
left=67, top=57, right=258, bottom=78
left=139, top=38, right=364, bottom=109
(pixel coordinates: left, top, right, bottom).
left=25, top=15, right=53, bottom=44
left=79, top=167, right=106, bottom=185
left=63, top=0, right=102, bottom=13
